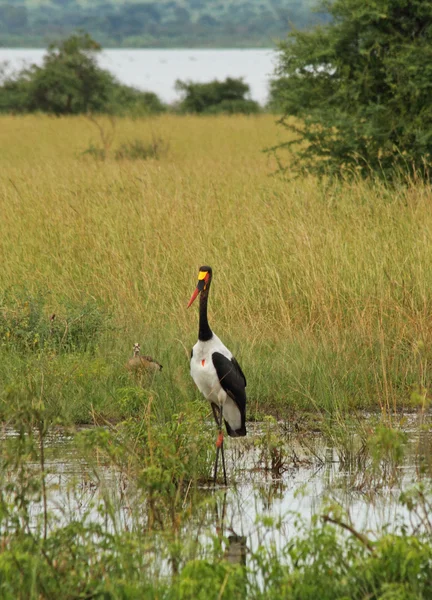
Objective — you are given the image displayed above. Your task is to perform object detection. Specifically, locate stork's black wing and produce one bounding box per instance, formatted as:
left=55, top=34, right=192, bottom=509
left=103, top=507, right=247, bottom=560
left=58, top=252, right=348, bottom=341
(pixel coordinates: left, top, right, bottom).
left=212, top=352, right=247, bottom=437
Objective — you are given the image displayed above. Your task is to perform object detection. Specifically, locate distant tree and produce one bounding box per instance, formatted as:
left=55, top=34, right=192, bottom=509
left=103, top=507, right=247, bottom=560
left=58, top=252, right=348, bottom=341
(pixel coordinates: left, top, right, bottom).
left=270, top=0, right=432, bottom=181
left=120, top=3, right=162, bottom=36
left=175, top=77, right=260, bottom=114
left=20, top=33, right=113, bottom=115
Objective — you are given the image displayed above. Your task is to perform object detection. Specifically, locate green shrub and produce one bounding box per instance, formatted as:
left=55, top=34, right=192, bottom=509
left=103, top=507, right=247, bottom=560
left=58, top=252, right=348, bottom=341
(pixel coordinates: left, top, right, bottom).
left=175, top=77, right=260, bottom=114
left=3, top=33, right=113, bottom=115
left=115, top=136, right=169, bottom=160
left=81, top=143, right=107, bottom=161
left=178, top=560, right=246, bottom=599
left=0, top=289, right=111, bottom=354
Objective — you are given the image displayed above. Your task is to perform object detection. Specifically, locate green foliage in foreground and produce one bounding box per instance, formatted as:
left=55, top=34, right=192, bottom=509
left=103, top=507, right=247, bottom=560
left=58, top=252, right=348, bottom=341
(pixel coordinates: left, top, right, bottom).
left=1, top=528, right=430, bottom=599
left=175, top=78, right=261, bottom=115
left=1, top=454, right=432, bottom=599
left=0, top=33, right=165, bottom=116
left=0, top=393, right=431, bottom=599
left=270, top=0, right=432, bottom=181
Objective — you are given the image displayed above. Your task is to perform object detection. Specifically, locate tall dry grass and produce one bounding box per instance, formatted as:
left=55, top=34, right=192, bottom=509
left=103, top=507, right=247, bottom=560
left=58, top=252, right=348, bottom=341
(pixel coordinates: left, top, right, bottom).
left=0, top=114, right=431, bottom=419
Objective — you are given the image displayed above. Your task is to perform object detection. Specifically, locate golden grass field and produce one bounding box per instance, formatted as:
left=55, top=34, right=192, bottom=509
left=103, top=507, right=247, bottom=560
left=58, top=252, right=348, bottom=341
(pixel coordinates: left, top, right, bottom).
left=1, top=114, right=431, bottom=419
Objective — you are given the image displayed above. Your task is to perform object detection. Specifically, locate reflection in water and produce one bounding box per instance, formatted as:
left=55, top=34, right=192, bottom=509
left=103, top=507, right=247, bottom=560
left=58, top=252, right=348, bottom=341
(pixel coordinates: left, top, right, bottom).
left=215, top=491, right=247, bottom=568
left=226, top=534, right=247, bottom=566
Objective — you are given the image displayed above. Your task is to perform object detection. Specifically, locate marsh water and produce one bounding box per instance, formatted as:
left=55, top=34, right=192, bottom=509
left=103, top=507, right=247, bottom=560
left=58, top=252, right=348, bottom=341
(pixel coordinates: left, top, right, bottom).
left=0, top=48, right=276, bottom=105
left=7, top=418, right=431, bottom=559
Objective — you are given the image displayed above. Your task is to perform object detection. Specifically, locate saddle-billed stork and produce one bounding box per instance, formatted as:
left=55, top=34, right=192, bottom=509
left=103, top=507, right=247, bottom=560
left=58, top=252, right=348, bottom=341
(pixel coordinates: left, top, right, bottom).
left=187, top=266, right=247, bottom=485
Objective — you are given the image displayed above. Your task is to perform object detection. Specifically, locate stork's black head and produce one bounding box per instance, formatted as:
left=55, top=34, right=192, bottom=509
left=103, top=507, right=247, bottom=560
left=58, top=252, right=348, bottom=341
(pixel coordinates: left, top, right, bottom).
left=187, top=266, right=213, bottom=308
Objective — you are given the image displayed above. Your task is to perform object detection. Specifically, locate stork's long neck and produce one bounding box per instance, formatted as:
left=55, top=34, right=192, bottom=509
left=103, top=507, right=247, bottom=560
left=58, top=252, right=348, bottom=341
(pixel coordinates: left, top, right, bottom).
left=199, top=284, right=213, bottom=342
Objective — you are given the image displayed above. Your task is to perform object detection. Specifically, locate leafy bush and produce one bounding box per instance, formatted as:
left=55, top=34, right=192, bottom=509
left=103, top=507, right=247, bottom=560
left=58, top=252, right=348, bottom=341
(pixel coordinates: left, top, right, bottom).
left=270, top=0, right=432, bottom=181
left=110, top=84, right=166, bottom=117
left=81, top=143, right=108, bottom=161
left=115, top=136, right=169, bottom=160
left=112, top=88, right=165, bottom=117
left=175, top=77, right=260, bottom=114
left=0, top=289, right=111, bottom=354
left=0, top=33, right=113, bottom=115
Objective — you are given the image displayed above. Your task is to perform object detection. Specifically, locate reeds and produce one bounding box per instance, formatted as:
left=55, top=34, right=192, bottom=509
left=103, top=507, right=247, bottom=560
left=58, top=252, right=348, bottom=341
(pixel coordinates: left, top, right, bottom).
left=1, top=114, right=432, bottom=419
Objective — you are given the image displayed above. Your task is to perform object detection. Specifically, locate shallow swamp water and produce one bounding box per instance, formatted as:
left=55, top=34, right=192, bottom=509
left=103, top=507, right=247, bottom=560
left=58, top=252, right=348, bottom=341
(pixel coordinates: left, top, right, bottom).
left=2, top=415, right=431, bottom=565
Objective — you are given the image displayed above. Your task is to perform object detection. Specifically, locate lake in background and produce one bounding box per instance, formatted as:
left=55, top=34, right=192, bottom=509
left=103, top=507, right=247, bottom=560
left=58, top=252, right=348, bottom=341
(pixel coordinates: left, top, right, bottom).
left=0, top=48, right=277, bottom=106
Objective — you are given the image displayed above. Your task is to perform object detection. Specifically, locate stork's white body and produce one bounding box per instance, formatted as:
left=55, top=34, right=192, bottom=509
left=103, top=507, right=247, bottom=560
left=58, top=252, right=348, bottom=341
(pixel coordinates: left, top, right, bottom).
left=190, top=334, right=242, bottom=431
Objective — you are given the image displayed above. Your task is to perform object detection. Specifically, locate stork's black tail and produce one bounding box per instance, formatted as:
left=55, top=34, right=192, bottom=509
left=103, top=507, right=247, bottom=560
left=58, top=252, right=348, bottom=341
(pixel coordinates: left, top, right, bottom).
left=224, top=421, right=247, bottom=437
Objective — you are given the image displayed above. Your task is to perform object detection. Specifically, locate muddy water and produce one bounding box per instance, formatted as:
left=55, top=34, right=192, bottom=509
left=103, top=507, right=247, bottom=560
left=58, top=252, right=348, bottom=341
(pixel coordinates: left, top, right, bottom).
left=11, top=419, right=431, bottom=549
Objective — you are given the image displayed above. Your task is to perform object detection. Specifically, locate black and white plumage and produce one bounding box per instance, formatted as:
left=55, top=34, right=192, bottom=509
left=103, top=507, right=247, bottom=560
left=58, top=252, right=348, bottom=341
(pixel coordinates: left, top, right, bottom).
left=188, top=266, right=247, bottom=484
left=190, top=341, right=247, bottom=437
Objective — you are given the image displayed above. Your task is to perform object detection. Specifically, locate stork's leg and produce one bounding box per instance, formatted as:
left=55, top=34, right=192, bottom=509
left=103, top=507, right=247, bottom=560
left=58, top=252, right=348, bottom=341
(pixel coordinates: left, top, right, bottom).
left=211, top=404, right=227, bottom=486
left=213, top=428, right=220, bottom=485
left=211, top=404, right=220, bottom=485
left=214, top=406, right=227, bottom=486
left=213, top=445, right=220, bottom=485
left=219, top=408, right=227, bottom=486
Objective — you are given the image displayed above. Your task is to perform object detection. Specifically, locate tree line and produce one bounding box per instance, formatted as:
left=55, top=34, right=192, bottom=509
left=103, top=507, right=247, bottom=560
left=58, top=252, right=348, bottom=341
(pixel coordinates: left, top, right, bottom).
left=0, top=0, right=328, bottom=48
